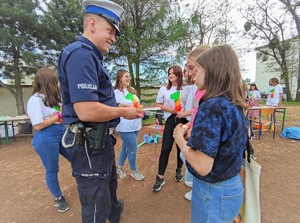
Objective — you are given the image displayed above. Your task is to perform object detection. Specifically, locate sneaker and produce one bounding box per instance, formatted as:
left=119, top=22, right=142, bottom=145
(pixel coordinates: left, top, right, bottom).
left=130, top=170, right=145, bottom=181
left=152, top=175, right=165, bottom=192
left=54, top=196, right=70, bottom=213
left=184, top=190, right=192, bottom=201
left=175, top=168, right=183, bottom=182
left=184, top=180, right=193, bottom=188
left=117, top=166, right=127, bottom=179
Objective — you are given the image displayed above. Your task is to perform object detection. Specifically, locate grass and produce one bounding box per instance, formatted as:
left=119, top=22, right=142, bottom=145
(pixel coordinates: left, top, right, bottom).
left=281, top=101, right=300, bottom=105
left=259, top=101, right=300, bottom=106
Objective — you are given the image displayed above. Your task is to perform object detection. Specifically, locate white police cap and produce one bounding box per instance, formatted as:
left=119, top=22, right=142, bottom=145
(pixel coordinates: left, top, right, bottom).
left=82, top=0, right=124, bottom=36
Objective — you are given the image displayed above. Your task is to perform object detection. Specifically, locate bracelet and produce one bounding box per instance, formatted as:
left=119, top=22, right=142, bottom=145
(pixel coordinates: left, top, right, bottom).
left=54, top=112, right=62, bottom=121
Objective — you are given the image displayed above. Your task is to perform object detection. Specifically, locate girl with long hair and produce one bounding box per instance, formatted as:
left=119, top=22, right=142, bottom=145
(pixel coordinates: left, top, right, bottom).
left=114, top=69, right=144, bottom=181
left=27, top=68, right=72, bottom=213
left=174, top=45, right=248, bottom=222
left=152, top=64, right=188, bottom=192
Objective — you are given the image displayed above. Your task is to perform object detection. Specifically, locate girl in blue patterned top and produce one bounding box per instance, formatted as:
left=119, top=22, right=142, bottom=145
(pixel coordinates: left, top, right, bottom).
left=173, top=44, right=248, bottom=223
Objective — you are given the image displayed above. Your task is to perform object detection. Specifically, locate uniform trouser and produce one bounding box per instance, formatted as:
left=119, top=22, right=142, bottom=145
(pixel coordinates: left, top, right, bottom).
left=32, top=124, right=72, bottom=198
left=158, top=115, right=188, bottom=176
left=68, top=132, right=122, bottom=223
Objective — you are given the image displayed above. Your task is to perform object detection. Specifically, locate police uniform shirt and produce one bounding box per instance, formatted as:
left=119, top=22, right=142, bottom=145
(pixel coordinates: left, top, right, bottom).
left=58, top=35, right=120, bottom=127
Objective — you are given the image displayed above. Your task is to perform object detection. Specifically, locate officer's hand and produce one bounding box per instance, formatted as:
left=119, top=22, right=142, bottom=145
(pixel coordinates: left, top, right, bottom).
left=122, top=107, right=145, bottom=119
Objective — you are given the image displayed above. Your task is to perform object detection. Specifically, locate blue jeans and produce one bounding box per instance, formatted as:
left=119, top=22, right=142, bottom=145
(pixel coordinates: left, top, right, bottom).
left=118, top=131, right=139, bottom=171
left=180, top=151, right=193, bottom=183
left=191, top=174, right=244, bottom=223
left=32, top=124, right=72, bottom=198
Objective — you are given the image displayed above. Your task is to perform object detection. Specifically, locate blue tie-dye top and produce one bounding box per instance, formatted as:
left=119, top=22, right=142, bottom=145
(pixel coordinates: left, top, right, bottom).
left=187, top=96, right=247, bottom=183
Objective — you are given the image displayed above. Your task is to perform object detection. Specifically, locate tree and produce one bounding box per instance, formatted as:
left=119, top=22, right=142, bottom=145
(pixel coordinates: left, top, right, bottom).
left=0, top=0, right=43, bottom=115
left=39, top=0, right=83, bottom=64
left=107, top=0, right=189, bottom=97
left=240, top=0, right=297, bottom=101
left=183, top=0, right=236, bottom=48
left=278, top=0, right=300, bottom=101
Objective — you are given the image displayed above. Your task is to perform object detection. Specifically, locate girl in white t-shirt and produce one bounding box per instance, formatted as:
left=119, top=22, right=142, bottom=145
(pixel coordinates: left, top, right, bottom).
left=114, top=69, right=144, bottom=181
left=247, top=83, right=261, bottom=119
left=27, top=68, right=72, bottom=213
left=152, top=64, right=188, bottom=192
left=266, top=77, right=283, bottom=107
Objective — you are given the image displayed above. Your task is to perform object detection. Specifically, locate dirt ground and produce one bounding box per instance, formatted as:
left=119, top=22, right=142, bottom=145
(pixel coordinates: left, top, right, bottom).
left=0, top=105, right=299, bottom=223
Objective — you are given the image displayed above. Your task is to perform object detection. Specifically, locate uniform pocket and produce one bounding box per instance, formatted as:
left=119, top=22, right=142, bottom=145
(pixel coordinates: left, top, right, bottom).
left=221, top=188, right=244, bottom=221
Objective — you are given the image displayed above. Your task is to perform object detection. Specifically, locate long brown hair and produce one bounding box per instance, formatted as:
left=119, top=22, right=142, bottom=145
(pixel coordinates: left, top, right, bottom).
left=32, top=68, right=61, bottom=108
left=114, top=69, right=136, bottom=94
left=195, top=44, right=248, bottom=109
left=187, top=45, right=211, bottom=84
left=166, top=64, right=183, bottom=90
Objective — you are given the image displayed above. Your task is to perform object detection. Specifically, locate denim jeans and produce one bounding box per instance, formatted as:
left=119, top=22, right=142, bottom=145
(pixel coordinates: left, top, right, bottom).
left=32, top=124, right=72, bottom=198
left=180, top=151, right=193, bottom=184
left=118, top=131, right=139, bottom=171
left=191, top=174, right=244, bottom=223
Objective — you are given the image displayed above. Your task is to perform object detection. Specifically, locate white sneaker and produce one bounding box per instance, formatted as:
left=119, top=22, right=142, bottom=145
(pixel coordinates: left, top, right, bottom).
left=184, top=190, right=192, bottom=201
left=130, top=170, right=145, bottom=181
left=184, top=180, right=193, bottom=188
left=117, top=167, right=127, bottom=179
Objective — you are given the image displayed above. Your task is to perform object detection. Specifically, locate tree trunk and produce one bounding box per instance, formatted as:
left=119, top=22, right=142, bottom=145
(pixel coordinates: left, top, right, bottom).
left=296, top=51, right=300, bottom=101
left=279, top=0, right=300, bottom=100
left=283, top=70, right=293, bottom=101
left=16, top=86, right=25, bottom=115
left=135, top=62, right=141, bottom=98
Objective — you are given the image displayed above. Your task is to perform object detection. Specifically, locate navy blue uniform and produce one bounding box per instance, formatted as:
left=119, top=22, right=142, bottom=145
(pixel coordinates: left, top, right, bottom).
left=58, top=35, right=121, bottom=223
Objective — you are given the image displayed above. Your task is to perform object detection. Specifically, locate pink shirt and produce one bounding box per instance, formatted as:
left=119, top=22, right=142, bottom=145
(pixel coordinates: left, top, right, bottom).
left=190, top=90, right=205, bottom=129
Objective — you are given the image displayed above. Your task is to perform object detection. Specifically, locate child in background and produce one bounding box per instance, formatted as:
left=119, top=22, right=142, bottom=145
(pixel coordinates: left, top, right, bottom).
left=174, top=44, right=248, bottom=222
left=266, top=77, right=283, bottom=107
left=247, top=83, right=261, bottom=119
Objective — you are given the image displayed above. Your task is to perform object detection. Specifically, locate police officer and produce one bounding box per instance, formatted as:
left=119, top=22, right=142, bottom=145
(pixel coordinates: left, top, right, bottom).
left=58, top=0, right=144, bottom=222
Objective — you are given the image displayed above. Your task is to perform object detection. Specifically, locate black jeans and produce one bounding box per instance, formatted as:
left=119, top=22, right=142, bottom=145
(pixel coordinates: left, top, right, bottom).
left=158, top=114, right=188, bottom=176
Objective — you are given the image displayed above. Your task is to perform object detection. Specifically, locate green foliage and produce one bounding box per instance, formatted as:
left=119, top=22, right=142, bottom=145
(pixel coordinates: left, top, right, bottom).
left=0, top=0, right=42, bottom=77
left=39, top=0, right=83, bottom=65
left=244, top=21, right=252, bottom=32
left=106, top=0, right=189, bottom=94
left=0, top=0, right=43, bottom=114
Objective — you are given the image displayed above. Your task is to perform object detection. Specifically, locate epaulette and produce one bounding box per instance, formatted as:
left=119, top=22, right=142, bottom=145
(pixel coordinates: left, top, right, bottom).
left=81, top=43, right=93, bottom=51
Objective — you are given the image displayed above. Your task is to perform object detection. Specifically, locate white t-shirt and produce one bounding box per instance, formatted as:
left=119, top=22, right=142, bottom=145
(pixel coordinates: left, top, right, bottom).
left=181, top=85, right=190, bottom=111
left=248, top=90, right=261, bottom=100
left=185, top=84, right=198, bottom=112
left=156, top=86, right=184, bottom=120
left=27, top=93, right=57, bottom=126
left=266, top=84, right=283, bottom=106
left=114, top=88, right=142, bottom=132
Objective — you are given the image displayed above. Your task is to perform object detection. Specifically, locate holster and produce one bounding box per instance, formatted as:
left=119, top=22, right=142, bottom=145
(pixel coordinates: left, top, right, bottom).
left=83, top=122, right=109, bottom=150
